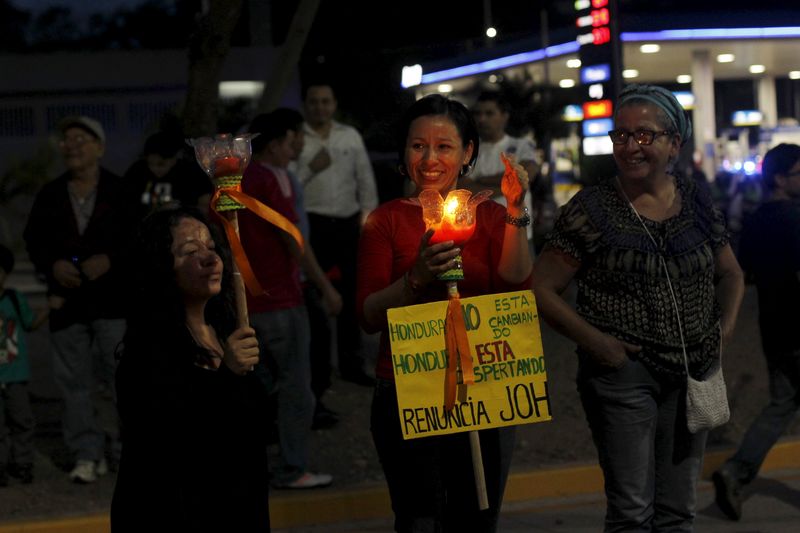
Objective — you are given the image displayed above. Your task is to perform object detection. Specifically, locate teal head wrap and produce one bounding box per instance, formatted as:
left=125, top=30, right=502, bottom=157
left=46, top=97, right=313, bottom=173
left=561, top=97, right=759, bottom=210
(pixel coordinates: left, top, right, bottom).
left=616, top=84, right=692, bottom=146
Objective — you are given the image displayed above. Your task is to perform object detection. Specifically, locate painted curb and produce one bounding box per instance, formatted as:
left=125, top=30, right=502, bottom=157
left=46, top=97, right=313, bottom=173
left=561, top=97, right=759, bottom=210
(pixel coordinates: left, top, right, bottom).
left=2, top=438, right=799, bottom=532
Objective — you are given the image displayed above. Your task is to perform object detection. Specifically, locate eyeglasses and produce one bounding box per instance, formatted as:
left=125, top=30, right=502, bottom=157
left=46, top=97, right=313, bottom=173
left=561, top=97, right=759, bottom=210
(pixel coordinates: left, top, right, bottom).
left=59, top=134, right=96, bottom=147
left=608, top=129, right=673, bottom=146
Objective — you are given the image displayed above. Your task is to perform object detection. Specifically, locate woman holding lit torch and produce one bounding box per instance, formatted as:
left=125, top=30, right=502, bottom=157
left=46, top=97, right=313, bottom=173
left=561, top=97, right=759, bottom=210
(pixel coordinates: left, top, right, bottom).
left=111, top=206, right=270, bottom=532
left=357, top=94, right=532, bottom=532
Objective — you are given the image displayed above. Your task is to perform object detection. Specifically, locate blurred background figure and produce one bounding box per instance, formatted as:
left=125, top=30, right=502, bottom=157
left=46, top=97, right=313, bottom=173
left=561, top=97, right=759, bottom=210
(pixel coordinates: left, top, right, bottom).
left=460, top=91, right=539, bottom=246
left=293, top=82, right=378, bottom=387
left=271, top=107, right=343, bottom=430
left=23, top=116, right=128, bottom=484
left=122, top=131, right=212, bottom=220
left=0, top=244, right=48, bottom=486
left=241, top=112, right=333, bottom=489
left=713, top=143, right=800, bottom=521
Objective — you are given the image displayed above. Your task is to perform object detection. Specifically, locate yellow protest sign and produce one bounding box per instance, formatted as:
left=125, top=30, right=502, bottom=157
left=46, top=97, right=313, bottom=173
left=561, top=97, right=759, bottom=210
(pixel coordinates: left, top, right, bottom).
left=387, top=290, right=551, bottom=440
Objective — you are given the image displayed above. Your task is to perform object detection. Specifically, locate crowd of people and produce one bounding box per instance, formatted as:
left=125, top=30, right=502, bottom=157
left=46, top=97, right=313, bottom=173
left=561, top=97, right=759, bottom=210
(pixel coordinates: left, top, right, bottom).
left=0, top=81, right=797, bottom=532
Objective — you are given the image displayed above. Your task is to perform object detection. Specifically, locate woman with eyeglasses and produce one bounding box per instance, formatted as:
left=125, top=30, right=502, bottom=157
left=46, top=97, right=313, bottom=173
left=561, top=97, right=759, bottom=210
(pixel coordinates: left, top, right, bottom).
left=532, top=84, right=744, bottom=531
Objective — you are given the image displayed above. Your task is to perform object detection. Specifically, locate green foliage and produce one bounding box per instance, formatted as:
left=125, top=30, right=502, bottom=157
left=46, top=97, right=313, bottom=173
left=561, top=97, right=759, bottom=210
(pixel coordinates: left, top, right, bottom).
left=0, top=0, right=30, bottom=51
left=20, top=0, right=198, bottom=51
left=0, top=142, right=57, bottom=205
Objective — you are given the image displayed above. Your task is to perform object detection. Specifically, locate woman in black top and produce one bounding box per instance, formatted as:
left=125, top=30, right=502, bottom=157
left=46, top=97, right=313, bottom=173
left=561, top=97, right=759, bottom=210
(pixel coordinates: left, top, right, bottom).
left=111, top=206, right=269, bottom=532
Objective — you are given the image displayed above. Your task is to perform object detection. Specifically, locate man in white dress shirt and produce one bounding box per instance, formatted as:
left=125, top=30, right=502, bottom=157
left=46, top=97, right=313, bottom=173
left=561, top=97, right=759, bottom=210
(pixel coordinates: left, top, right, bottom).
left=458, top=91, right=539, bottom=241
left=293, top=82, right=378, bottom=386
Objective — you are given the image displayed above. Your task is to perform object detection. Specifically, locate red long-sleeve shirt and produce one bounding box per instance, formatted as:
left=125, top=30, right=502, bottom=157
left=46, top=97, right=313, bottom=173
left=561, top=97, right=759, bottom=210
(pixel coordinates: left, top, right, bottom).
left=357, top=198, right=532, bottom=380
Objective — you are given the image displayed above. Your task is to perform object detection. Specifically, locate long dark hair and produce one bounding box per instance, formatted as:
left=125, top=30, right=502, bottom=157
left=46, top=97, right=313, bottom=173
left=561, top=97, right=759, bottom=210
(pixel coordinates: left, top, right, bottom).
left=122, top=205, right=236, bottom=361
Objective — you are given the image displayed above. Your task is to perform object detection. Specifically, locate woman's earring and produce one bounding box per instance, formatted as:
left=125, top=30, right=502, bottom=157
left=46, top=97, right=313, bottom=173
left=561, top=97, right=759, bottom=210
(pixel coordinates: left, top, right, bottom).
left=459, top=163, right=473, bottom=177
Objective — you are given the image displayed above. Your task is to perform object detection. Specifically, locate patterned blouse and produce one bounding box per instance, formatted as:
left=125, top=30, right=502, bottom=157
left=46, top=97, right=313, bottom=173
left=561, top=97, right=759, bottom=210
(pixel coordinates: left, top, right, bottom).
left=546, top=173, right=728, bottom=380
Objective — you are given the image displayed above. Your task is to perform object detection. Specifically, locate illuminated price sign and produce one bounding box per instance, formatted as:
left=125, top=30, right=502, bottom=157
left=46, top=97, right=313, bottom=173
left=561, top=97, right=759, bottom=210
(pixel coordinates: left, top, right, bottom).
left=581, top=63, right=610, bottom=84
left=582, top=135, right=613, bottom=156
left=574, top=0, right=619, bottom=170
left=576, top=0, right=612, bottom=48
left=576, top=8, right=609, bottom=28
left=582, top=118, right=614, bottom=137
left=583, top=99, right=613, bottom=119
left=592, top=27, right=610, bottom=45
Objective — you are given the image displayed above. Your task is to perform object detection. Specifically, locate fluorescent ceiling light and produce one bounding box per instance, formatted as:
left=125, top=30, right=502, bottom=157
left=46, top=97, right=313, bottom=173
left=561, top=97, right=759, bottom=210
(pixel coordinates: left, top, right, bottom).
left=622, top=69, right=639, bottom=79
left=640, top=44, right=660, bottom=53
left=717, top=54, right=735, bottom=63
left=559, top=79, right=576, bottom=88
left=416, top=41, right=578, bottom=86
left=622, top=27, right=800, bottom=41
left=677, top=74, right=692, bottom=84
left=789, top=71, right=800, bottom=79
left=218, top=81, right=264, bottom=99
left=566, top=58, right=582, bottom=69
left=437, top=84, right=453, bottom=93
left=401, top=25, right=800, bottom=89
left=749, top=64, right=766, bottom=74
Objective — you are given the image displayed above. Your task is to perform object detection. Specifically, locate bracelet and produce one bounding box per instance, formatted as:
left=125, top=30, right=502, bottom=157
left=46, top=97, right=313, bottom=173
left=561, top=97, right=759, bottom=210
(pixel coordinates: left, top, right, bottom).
left=505, top=207, right=531, bottom=227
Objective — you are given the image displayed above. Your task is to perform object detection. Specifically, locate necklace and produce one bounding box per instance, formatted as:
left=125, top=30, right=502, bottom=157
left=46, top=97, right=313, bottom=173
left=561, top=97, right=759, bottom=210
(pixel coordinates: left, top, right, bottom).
left=186, top=324, right=224, bottom=364
left=614, top=175, right=679, bottom=222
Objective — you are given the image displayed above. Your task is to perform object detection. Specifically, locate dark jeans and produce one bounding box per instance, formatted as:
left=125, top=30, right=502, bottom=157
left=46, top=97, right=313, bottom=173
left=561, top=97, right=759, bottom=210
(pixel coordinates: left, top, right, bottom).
left=304, top=285, right=332, bottom=401
left=724, top=348, right=800, bottom=484
left=578, top=357, right=707, bottom=533
left=0, top=382, right=35, bottom=465
left=307, top=212, right=363, bottom=375
left=250, top=307, right=313, bottom=479
left=51, top=318, right=125, bottom=462
left=371, top=379, right=514, bottom=533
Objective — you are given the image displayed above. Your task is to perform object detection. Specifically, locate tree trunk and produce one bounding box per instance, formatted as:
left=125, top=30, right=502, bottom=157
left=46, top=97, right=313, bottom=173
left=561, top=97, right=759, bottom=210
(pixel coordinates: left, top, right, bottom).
left=256, top=0, right=320, bottom=114
left=182, top=0, right=244, bottom=138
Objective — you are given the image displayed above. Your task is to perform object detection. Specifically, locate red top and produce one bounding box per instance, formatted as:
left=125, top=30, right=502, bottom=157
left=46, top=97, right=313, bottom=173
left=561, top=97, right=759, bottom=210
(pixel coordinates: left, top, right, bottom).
left=357, top=198, right=532, bottom=380
left=239, top=162, right=303, bottom=313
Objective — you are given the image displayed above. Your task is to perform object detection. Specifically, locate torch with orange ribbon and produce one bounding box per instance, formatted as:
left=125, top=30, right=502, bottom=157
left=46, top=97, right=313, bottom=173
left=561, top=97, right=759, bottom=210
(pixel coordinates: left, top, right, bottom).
left=419, top=186, right=492, bottom=509
left=188, top=133, right=304, bottom=327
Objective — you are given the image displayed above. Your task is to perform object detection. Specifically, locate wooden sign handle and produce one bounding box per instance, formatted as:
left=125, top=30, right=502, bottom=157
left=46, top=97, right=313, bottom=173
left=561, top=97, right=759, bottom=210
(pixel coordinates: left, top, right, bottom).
left=469, top=431, right=489, bottom=510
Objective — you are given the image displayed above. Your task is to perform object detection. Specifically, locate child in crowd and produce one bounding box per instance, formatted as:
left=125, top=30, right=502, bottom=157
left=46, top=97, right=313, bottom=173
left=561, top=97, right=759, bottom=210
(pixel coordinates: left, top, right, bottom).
left=0, top=245, right=48, bottom=486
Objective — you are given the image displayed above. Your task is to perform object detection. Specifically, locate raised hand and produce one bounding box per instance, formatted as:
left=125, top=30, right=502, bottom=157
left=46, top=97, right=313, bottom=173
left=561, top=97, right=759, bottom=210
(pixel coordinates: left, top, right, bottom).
left=500, top=152, right=529, bottom=210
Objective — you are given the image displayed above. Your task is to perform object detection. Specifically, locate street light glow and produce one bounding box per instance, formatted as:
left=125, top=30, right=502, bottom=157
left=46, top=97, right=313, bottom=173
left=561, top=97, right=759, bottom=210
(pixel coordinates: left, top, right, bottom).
left=486, top=27, right=497, bottom=38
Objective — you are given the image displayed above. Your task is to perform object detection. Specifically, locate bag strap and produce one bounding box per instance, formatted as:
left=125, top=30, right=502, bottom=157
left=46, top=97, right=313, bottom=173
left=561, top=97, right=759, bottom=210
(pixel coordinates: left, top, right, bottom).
left=615, top=177, right=720, bottom=377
